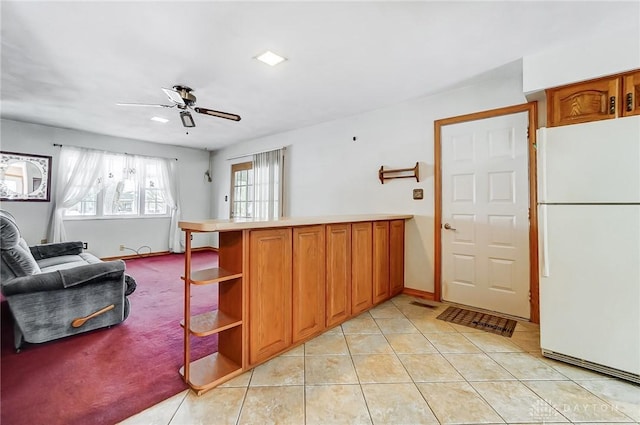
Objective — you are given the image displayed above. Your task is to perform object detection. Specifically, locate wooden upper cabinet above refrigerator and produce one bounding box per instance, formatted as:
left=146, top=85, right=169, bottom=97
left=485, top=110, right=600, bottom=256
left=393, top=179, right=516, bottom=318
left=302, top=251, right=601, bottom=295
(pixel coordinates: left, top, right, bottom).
left=546, top=69, right=640, bottom=127
left=622, top=70, right=640, bottom=117
left=546, top=76, right=619, bottom=127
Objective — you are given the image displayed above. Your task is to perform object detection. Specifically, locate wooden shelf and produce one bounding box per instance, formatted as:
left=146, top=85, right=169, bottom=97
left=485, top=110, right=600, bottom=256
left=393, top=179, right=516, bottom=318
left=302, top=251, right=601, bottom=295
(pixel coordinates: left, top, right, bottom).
left=181, top=267, right=242, bottom=285
left=379, top=162, right=419, bottom=184
left=179, top=352, right=243, bottom=395
left=180, top=311, right=242, bottom=337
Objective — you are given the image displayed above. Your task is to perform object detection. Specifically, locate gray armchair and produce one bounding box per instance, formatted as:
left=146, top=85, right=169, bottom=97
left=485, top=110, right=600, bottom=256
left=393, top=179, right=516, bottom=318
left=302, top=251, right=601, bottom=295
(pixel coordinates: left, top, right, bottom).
left=0, top=209, right=135, bottom=351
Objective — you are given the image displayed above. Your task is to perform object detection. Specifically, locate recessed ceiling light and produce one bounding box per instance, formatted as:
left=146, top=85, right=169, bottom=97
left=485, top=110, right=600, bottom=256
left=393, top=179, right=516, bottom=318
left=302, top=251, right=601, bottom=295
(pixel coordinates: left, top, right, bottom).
left=151, top=116, right=169, bottom=123
left=255, top=50, right=287, bottom=66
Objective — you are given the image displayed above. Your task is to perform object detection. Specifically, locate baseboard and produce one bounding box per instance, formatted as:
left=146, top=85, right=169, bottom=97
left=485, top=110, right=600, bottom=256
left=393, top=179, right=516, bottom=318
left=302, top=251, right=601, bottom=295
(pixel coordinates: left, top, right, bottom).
left=101, top=251, right=170, bottom=261
left=193, top=246, right=219, bottom=253
left=101, top=246, right=218, bottom=261
left=402, top=288, right=435, bottom=301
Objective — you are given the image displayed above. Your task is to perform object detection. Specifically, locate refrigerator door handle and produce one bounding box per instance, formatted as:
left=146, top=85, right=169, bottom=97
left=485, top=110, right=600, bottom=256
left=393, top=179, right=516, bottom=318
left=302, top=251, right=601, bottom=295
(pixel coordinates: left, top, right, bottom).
left=537, top=128, right=547, bottom=203
left=540, top=204, right=550, bottom=277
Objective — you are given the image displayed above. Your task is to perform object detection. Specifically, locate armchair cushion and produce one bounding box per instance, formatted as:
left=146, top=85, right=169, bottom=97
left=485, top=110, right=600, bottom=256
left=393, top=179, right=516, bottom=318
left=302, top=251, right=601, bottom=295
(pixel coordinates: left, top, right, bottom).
left=2, top=239, right=41, bottom=278
left=30, top=241, right=84, bottom=260
left=0, top=209, right=21, bottom=249
left=38, top=253, right=102, bottom=271
left=2, top=260, right=126, bottom=296
left=0, top=211, right=41, bottom=279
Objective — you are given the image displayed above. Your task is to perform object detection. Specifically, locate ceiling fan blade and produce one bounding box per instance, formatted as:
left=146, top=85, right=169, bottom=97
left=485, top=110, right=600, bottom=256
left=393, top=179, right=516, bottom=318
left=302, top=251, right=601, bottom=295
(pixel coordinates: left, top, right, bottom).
left=161, top=87, right=186, bottom=106
left=194, top=107, right=241, bottom=121
left=116, top=102, right=174, bottom=108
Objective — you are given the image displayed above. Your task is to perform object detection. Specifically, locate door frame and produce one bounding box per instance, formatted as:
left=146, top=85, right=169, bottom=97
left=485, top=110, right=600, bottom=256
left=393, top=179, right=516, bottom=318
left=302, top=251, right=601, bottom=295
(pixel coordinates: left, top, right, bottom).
left=434, top=102, right=540, bottom=323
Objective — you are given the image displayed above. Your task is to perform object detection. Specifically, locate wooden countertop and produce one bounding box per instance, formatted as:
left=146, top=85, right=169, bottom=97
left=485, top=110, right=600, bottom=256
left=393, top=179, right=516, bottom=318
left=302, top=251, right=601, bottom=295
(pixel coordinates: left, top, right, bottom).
left=179, top=214, right=413, bottom=232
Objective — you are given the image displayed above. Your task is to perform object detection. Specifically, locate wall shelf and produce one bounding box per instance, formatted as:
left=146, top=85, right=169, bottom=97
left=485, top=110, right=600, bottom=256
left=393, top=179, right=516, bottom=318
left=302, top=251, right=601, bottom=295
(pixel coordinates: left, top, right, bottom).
left=378, top=162, right=419, bottom=184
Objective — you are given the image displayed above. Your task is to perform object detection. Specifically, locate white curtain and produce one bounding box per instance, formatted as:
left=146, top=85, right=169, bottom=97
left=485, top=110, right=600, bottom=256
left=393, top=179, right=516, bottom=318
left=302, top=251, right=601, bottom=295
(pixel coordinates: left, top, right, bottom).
left=101, top=153, right=138, bottom=215
left=49, top=146, right=104, bottom=242
left=49, top=147, right=183, bottom=252
left=253, top=148, right=285, bottom=220
left=159, top=158, right=183, bottom=253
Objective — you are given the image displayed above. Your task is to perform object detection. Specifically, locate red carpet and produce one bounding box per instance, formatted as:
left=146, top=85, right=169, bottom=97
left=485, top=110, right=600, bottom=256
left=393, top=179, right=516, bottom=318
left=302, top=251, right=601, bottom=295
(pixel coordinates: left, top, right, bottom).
left=1, top=251, right=219, bottom=425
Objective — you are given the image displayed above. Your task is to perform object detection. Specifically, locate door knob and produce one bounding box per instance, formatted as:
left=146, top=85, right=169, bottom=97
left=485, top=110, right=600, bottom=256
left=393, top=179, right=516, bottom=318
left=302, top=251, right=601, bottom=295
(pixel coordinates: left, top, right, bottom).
left=443, top=223, right=456, bottom=231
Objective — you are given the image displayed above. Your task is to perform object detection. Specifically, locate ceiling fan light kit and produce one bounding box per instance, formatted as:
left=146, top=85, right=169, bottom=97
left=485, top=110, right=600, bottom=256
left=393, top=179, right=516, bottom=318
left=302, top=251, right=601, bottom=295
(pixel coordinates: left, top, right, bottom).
left=118, top=85, right=241, bottom=128
left=180, top=111, right=196, bottom=128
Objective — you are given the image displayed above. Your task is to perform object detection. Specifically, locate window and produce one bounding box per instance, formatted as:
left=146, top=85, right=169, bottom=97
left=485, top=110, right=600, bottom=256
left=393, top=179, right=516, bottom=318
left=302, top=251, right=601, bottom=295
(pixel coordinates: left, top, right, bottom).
left=229, top=148, right=285, bottom=220
left=65, top=153, right=168, bottom=218
left=65, top=186, right=98, bottom=216
left=230, top=162, right=253, bottom=218
left=143, top=161, right=167, bottom=214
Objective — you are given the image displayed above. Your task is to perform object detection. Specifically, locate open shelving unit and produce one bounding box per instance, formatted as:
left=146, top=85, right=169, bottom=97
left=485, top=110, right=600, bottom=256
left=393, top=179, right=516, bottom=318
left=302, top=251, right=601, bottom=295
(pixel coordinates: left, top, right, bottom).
left=180, top=230, right=245, bottom=395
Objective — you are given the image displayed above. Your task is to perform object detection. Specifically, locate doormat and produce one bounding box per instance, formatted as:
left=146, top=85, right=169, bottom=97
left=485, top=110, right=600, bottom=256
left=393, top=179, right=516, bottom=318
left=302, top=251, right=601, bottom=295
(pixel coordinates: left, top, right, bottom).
left=436, top=306, right=517, bottom=337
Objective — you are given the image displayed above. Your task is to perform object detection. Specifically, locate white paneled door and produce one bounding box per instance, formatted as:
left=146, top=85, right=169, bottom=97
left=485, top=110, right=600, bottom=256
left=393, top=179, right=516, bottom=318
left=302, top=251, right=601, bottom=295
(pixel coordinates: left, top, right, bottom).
left=441, top=111, right=530, bottom=319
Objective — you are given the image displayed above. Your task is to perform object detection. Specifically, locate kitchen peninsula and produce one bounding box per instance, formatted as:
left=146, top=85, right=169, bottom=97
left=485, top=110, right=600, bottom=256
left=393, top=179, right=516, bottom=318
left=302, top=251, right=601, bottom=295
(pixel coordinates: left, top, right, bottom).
left=178, top=214, right=412, bottom=394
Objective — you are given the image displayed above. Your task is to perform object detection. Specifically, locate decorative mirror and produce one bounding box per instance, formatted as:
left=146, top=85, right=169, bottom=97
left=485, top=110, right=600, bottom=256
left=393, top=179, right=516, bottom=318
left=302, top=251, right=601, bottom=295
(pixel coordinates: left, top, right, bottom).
left=0, top=151, right=52, bottom=202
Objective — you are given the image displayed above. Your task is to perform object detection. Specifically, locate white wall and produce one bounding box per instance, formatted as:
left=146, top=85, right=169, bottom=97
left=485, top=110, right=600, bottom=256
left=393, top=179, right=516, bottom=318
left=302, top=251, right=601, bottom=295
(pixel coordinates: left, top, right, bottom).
left=0, top=119, right=212, bottom=257
left=210, top=65, right=528, bottom=293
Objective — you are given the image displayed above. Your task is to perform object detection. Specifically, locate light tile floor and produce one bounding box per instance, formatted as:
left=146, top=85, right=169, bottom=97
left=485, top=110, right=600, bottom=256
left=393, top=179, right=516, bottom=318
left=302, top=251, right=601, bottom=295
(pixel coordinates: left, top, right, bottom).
left=120, top=294, right=640, bottom=425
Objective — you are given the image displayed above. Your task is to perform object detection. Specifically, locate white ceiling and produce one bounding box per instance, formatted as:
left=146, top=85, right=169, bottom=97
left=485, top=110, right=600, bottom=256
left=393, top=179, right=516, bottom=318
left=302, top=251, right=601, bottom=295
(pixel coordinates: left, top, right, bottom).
left=1, top=1, right=637, bottom=151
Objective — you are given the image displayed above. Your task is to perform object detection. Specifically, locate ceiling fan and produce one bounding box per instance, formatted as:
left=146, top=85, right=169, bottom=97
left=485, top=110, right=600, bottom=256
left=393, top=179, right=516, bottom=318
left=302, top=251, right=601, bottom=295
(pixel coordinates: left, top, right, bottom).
left=117, top=85, right=241, bottom=127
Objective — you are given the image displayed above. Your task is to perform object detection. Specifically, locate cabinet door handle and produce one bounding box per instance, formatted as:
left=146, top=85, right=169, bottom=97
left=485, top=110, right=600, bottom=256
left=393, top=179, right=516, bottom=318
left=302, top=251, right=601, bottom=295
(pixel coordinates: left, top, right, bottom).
left=609, top=96, right=616, bottom=114
left=627, top=93, right=633, bottom=112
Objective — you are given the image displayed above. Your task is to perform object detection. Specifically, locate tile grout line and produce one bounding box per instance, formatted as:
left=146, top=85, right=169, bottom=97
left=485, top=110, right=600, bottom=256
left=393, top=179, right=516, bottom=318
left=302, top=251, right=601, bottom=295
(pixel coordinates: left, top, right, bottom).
left=553, top=377, right=636, bottom=423
left=376, top=308, right=442, bottom=424
left=520, top=379, right=590, bottom=424
left=303, top=342, right=306, bottom=425
left=405, top=303, right=510, bottom=424
left=441, top=310, right=573, bottom=425
left=571, top=380, right=637, bottom=423
left=234, top=369, right=253, bottom=425
left=346, top=313, right=378, bottom=425
left=165, top=390, right=190, bottom=425
left=394, top=298, right=574, bottom=424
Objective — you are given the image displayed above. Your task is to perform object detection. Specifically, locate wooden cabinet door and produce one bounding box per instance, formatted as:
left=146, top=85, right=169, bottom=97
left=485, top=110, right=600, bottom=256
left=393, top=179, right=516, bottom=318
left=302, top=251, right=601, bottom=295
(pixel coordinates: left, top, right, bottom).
left=326, top=223, right=351, bottom=327
left=351, top=222, right=373, bottom=315
left=622, top=70, right=640, bottom=117
left=372, top=221, right=390, bottom=304
left=248, top=228, right=292, bottom=365
left=547, top=76, right=619, bottom=127
left=389, top=220, right=405, bottom=296
left=292, top=225, right=326, bottom=343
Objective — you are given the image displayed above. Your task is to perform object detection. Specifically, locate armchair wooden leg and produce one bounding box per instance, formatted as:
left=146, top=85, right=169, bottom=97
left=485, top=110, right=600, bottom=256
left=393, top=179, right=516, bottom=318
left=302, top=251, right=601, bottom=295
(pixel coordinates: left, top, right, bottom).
left=71, top=304, right=115, bottom=328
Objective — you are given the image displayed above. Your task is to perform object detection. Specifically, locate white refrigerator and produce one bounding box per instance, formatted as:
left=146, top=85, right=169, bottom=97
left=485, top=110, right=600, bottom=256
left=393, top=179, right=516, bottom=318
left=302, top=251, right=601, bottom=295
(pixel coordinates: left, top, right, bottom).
left=537, top=115, right=640, bottom=384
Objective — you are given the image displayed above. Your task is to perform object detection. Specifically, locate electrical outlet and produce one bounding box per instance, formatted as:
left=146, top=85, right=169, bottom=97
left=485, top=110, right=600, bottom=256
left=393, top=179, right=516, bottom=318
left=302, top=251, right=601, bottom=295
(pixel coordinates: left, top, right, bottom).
left=413, top=188, right=424, bottom=200
left=83, top=242, right=88, bottom=249
left=119, top=244, right=125, bottom=251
